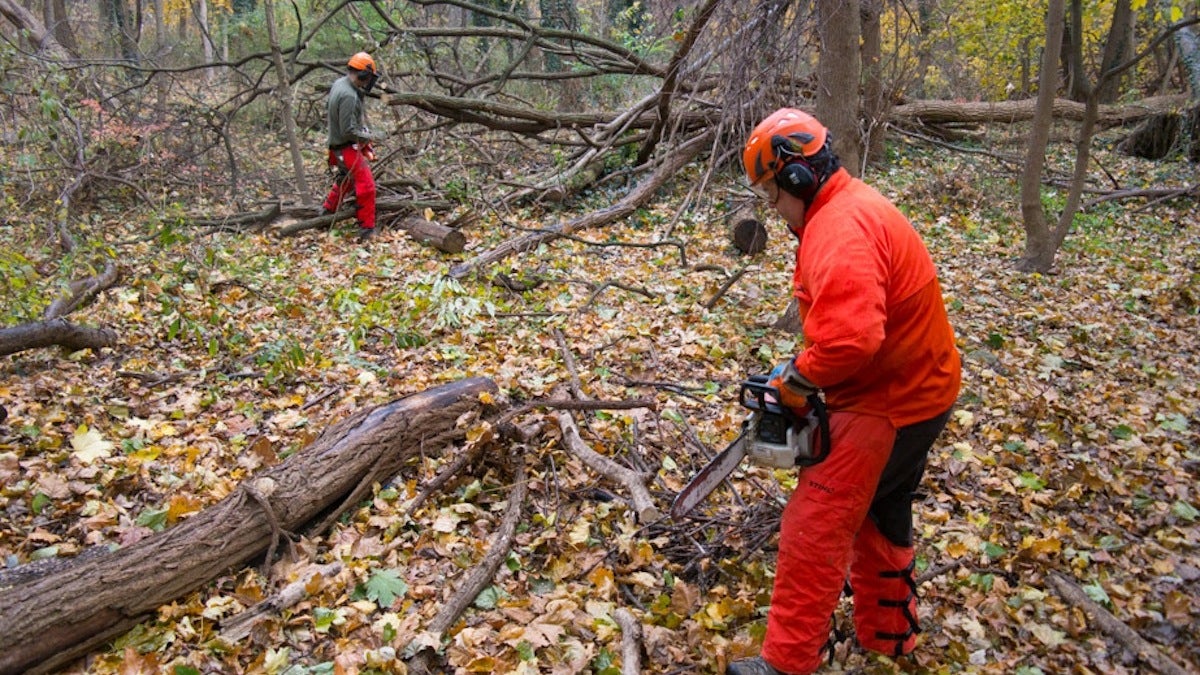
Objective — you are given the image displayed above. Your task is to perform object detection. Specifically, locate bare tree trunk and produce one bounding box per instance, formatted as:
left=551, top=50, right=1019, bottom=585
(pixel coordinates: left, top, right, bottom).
left=198, top=0, right=214, bottom=84
left=1065, top=0, right=1088, bottom=101
left=1019, top=0, right=1065, bottom=273
left=0, top=378, right=498, bottom=675
left=43, top=0, right=78, bottom=55
left=914, top=0, right=935, bottom=98
left=815, top=0, right=862, bottom=176
left=1096, top=0, right=1134, bottom=103
left=1162, top=0, right=1200, bottom=100
left=0, top=0, right=70, bottom=57
left=263, top=0, right=312, bottom=205
left=860, top=0, right=886, bottom=168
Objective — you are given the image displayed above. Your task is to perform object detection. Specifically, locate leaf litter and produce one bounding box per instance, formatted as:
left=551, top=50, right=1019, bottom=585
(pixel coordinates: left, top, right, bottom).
left=0, top=137, right=1197, bottom=673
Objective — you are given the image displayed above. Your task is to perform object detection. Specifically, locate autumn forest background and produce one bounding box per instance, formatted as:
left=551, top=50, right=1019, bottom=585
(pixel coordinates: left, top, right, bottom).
left=1, top=0, right=1198, bottom=673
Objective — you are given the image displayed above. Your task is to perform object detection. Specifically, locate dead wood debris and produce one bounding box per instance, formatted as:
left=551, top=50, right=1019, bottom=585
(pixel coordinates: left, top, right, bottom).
left=1046, top=570, right=1191, bottom=675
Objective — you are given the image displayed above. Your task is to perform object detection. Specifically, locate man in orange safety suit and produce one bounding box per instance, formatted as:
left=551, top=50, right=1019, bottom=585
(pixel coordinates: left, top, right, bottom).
left=727, top=108, right=962, bottom=675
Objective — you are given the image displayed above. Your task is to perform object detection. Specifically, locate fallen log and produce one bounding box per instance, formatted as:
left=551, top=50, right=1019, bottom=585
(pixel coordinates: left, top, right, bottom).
left=892, top=93, right=1180, bottom=126
left=0, top=317, right=118, bottom=357
left=0, top=377, right=498, bottom=675
left=393, top=215, right=466, bottom=253
left=276, top=195, right=453, bottom=235
left=891, top=95, right=1186, bottom=127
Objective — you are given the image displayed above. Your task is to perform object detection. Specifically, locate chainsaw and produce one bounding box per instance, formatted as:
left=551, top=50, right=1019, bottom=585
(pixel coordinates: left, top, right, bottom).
left=670, top=375, right=831, bottom=520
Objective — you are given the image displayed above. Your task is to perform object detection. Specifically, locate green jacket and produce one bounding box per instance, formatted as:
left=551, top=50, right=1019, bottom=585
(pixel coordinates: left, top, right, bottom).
left=327, top=75, right=367, bottom=148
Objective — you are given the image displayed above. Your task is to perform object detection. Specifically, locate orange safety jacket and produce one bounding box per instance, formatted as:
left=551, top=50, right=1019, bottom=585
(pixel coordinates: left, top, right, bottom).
left=790, top=169, right=961, bottom=428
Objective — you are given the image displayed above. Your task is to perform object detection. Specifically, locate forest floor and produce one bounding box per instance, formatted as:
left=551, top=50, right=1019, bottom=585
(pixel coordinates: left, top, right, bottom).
left=1, top=131, right=1198, bottom=674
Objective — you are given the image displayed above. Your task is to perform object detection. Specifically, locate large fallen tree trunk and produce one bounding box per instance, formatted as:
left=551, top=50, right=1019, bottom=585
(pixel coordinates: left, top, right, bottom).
left=0, top=377, right=498, bottom=675
left=891, top=94, right=1186, bottom=126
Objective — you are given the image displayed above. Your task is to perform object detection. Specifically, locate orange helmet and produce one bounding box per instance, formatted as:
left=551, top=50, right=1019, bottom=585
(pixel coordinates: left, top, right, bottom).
left=742, top=108, right=828, bottom=186
left=348, top=52, right=377, bottom=74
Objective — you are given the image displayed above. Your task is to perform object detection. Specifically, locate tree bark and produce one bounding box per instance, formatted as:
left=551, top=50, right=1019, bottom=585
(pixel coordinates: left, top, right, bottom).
left=1046, top=571, right=1192, bottom=675
left=0, top=377, right=498, bottom=675
left=816, top=0, right=862, bottom=176
left=0, top=318, right=118, bottom=357
left=263, top=0, right=312, bottom=205
left=395, top=216, right=467, bottom=253
left=891, top=95, right=1185, bottom=126
left=860, top=0, right=887, bottom=168
left=1018, top=0, right=1065, bottom=273
left=0, top=0, right=70, bottom=57
left=1162, top=0, right=1200, bottom=99
left=1096, top=0, right=1134, bottom=103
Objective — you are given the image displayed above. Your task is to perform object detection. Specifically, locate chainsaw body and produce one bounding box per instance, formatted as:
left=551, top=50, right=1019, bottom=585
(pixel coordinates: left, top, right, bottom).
left=740, top=377, right=817, bottom=468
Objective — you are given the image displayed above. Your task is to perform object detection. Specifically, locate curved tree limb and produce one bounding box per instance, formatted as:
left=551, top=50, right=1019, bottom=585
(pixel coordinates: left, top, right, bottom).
left=555, top=409, right=660, bottom=523
left=43, top=262, right=120, bottom=320
left=1046, top=570, right=1190, bottom=675
left=449, top=130, right=714, bottom=279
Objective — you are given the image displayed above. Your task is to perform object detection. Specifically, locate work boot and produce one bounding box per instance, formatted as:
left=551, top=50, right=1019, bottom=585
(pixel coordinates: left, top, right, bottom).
left=727, top=656, right=786, bottom=675
left=357, top=227, right=375, bottom=242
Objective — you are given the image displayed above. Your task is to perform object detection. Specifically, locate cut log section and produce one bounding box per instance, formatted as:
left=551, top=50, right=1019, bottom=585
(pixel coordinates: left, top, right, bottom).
left=729, top=206, right=767, bottom=255
left=393, top=216, right=467, bottom=253
left=0, top=377, right=498, bottom=675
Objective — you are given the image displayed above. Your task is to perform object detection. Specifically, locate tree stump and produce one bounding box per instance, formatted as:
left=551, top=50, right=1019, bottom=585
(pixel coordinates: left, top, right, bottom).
left=1117, top=112, right=1181, bottom=160
left=0, top=377, right=498, bottom=675
left=773, top=297, right=802, bottom=334
left=729, top=206, right=767, bottom=255
left=395, top=216, right=467, bottom=253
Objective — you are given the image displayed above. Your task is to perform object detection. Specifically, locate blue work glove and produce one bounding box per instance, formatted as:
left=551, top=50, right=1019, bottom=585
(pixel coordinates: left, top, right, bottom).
left=768, top=359, right=818, bottom=412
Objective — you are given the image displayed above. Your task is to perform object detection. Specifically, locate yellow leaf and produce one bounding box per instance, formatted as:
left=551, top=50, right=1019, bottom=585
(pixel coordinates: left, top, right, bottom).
left=567, top=517, right=591, bottom=546
left=167, top=494, right=203, bottom=523
left=465, top=656, right=495, bottom=672
left=424, top=207, right=435, bottom=221
left=71, top=425, right=113, bottom=464
left=1028, top=622, right=1065, bottom=647
left=587, top=565, right=615, bottom=597
left=262, top=647, right=290, bottom=675
left=946, top=540, right=971, bottom=558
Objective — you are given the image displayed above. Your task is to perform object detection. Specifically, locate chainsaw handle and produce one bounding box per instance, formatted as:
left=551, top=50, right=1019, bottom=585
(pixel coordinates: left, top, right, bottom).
left=740, top=378, right=790, bottom=418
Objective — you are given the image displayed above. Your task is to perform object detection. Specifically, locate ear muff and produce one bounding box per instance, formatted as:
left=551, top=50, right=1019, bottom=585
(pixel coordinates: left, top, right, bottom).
left=771, top=133, right=817, bottom=198
left=777, top=160, right=815, bottom=197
